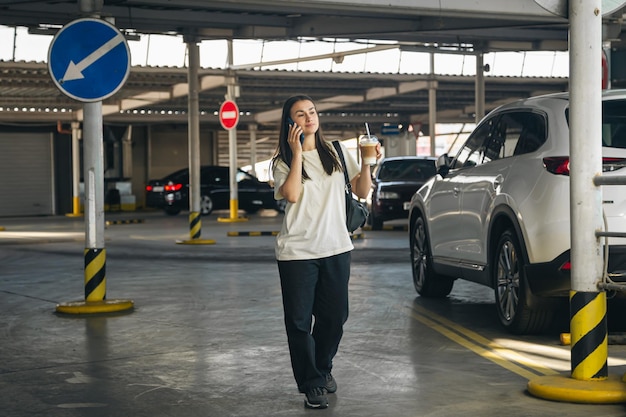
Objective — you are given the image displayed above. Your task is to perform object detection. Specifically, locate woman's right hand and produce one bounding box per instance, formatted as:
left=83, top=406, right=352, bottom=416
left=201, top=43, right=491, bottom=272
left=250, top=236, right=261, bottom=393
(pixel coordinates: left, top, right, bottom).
left=288, top=123, right=303, bottom=152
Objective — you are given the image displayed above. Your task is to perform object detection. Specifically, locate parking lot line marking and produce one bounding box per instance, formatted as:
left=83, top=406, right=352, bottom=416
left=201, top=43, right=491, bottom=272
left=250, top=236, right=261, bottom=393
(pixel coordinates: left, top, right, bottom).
left=410, top=305, right=560, bottom=380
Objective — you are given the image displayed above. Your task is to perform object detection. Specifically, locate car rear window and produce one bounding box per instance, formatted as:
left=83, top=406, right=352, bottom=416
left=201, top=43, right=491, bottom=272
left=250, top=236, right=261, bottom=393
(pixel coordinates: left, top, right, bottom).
left=602, top=100, right=626, bottom=149
left=377, top=160, right=436, bottom=181
left=566, top=100, right=626, bottom=149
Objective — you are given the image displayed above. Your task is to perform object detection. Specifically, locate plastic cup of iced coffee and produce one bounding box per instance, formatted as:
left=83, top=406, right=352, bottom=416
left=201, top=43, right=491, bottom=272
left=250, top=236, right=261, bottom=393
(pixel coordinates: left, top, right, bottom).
left=359, top=134, right=378, bottom=165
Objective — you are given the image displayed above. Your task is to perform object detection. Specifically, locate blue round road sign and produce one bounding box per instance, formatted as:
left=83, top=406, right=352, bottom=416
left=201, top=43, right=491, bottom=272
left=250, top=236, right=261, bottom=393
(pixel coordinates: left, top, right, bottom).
left=48, top=18, right=130, bottom=102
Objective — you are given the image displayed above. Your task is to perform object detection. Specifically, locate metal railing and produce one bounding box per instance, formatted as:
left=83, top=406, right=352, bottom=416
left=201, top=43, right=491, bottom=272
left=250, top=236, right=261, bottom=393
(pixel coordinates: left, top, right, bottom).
left=594, top=174, right=626, bottom=292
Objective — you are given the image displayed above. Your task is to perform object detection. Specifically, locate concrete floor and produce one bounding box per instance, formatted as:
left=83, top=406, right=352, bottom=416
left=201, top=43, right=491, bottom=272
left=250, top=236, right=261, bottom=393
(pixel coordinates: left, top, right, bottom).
left=2, top=210, right=626, bottom=417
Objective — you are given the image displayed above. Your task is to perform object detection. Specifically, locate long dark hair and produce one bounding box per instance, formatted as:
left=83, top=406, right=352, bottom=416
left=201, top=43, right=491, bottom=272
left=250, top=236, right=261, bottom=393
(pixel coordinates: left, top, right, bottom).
left=271, top=95, right=342, bottom=180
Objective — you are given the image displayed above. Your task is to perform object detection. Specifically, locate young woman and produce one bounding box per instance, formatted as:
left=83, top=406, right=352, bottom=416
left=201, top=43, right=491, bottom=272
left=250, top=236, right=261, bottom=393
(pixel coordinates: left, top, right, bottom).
left=271, top=95, right=380, bottom=409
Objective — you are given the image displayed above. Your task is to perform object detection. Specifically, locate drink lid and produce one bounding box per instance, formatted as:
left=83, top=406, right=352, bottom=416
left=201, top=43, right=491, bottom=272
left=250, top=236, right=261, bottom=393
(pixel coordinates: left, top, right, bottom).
left=359, top=134, right=378, bottom=144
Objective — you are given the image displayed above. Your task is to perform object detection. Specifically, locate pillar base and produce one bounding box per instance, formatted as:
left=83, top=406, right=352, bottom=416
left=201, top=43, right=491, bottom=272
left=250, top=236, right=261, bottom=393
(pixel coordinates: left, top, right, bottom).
left=56, top=299, right=134, bottom=315
left=528, top=374, right=626, bottom=404
left=176, top=238, right=216, bottom=245
left=65, top=213, right=83, bottom=218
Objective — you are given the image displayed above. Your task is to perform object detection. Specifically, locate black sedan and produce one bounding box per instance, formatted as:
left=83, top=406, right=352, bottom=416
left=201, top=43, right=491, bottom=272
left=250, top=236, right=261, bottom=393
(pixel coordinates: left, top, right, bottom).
left=368, top=156, right=437, bottom=229
left=145, top=165, right=281, bottom=215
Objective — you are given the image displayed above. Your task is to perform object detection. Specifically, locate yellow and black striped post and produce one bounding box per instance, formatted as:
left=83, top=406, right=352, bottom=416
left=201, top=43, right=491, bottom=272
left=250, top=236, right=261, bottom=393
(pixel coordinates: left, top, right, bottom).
left=55, top=247, right=133, bottom=314
left=570, top=290, right=608, bottom=380
left=527, top=0, right=626, bottom=403
left=175, top=211, right=216, bottom=245
left=189, top=211, right=202, bottom=240
left=85, top=248, right=106, bottom=302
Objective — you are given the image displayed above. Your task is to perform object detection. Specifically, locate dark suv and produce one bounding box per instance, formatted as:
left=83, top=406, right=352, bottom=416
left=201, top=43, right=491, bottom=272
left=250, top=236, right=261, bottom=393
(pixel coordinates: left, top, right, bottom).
left=368, top=156, right=437, bottom=229
left=145, top=165, right=280, bottom=215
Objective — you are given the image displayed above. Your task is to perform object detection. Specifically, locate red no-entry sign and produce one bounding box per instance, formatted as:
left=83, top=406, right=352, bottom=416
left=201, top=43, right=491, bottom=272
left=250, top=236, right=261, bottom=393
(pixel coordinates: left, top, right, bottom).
left=219, top=100, right=239, bottom=130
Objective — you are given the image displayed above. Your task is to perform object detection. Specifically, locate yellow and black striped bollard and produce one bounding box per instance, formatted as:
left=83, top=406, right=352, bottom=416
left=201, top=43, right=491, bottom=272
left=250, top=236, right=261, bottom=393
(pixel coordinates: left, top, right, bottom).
left=189, top=211, right=201, bottom=240
left=84, top=248, right=106, bottom=301
left=176, top=211, right=216, bottom=245
left=570, top=290, right=608, bottom=380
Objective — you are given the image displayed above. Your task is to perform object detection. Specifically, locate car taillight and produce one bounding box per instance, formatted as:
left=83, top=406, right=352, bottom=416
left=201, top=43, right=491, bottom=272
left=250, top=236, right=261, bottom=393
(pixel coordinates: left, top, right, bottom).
left=543, top=157, right=570, bottom=175
left=165, top=183, right=183, bottom=192
left=146, top=185, right=153, bottom=191
left=602, top=157, right=626, bottom=172
left=543, top=157, right=626, bottom=176
left=559, top=261, right=571, bottom=272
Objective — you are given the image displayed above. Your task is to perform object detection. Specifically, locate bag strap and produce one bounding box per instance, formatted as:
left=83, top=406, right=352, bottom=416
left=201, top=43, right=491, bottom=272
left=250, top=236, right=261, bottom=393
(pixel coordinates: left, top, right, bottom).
left=332, top=141, right=352, bottom=194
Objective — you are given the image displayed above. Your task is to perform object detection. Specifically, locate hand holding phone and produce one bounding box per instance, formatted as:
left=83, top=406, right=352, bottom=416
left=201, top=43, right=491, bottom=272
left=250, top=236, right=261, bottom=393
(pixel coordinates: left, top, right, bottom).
left=287, top=117, right=305, bottom=144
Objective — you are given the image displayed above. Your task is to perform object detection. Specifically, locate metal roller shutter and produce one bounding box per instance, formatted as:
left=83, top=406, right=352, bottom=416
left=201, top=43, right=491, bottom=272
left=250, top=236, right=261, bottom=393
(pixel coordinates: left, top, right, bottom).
left=0, top=132, right=54, bottom=216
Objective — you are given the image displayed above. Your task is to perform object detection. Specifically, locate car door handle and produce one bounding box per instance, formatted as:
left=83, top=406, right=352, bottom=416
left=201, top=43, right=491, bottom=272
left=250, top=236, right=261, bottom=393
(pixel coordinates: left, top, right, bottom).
left=494, top=175, right=504, bottom=189
left=453, top=186, right=460, bottom=196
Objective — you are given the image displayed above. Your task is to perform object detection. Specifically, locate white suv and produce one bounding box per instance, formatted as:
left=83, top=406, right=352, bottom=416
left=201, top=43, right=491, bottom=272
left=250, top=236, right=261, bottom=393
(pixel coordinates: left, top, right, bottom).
left=408, top=89, right=626, bottom=334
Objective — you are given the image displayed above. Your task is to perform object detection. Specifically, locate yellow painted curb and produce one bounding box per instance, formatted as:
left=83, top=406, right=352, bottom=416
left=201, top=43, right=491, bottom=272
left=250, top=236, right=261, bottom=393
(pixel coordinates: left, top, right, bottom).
left=176, top=239, right=217, bottom=245
left=56, top=299, right=134, bottom=315
left=217, top=217, right=249, bottom=223
left=528, top=374, right=626, bottom=404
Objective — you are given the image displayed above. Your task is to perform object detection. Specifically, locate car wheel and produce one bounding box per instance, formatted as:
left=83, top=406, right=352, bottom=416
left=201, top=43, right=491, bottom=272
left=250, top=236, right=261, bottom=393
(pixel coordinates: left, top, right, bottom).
left=164, top=206, right=181, bottom=216
left=411, top=215, right=454, bottom=297
left=493, top=229, right=553, bottom=334
left=200, top=195, right=214, bottom=215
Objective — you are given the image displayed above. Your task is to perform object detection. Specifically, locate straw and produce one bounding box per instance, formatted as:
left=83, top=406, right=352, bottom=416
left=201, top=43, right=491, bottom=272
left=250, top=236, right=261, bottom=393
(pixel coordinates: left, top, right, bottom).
left=365, top=122, right=371, bottom=139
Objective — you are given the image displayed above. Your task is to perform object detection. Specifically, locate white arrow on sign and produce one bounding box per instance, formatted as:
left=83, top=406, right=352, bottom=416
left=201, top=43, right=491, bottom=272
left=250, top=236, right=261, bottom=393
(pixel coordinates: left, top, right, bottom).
left=61, top=32, right=125, bottom=83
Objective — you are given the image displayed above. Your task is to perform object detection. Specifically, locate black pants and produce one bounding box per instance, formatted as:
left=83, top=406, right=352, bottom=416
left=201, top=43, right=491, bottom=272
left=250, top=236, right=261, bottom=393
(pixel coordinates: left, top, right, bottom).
left=277, top=251, right=351, bottom=393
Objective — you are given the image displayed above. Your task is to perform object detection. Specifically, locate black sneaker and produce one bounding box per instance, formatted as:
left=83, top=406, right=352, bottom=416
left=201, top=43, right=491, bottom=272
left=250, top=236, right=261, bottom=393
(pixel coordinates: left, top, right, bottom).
left=324, top=373, right=337, bottom=394
left=304, top=387, right=328, bottom=409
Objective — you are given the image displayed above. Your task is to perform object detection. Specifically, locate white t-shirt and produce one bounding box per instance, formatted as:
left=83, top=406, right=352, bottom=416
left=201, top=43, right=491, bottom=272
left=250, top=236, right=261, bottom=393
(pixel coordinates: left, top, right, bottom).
left=273, top=141, right=361, bottom=261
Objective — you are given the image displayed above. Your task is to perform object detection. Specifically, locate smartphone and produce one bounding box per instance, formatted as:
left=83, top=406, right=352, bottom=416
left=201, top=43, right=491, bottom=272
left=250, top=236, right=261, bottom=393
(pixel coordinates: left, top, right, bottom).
left=287, top=117, right=305, bottom=144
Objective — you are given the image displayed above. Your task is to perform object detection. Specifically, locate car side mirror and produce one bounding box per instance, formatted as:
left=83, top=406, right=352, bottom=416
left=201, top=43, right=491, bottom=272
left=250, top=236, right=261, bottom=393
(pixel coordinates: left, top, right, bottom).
left=436, top=153, right=452, bottom=177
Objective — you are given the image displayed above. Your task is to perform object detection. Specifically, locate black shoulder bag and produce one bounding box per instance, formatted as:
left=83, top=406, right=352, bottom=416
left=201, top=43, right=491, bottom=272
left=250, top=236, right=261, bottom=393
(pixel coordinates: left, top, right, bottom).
left=332, top=141, right=369, bottom=232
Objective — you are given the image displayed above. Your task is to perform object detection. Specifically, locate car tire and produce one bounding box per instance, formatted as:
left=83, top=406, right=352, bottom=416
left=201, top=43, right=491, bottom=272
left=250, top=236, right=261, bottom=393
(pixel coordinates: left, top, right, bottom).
left=493, top=228, right=553, bottom=334
left=411, top=215, right=454, bottom=297
left=200, top=195, right=214, bottom=215
left=164, top=206, right=181, bottom=216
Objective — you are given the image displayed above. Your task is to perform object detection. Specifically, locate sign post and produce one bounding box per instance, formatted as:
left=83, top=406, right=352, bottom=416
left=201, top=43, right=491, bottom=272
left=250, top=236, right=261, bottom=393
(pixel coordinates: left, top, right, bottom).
left=218, top=98, right=247, bottom=223
left=49, top=18, right=133, bottom=315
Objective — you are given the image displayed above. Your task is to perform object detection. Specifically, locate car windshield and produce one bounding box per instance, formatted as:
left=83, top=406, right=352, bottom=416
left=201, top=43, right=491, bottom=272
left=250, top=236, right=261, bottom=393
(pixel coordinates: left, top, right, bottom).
left=377, top=160, right=436, bottom=181
left=236, top=170, right=255, bottom=183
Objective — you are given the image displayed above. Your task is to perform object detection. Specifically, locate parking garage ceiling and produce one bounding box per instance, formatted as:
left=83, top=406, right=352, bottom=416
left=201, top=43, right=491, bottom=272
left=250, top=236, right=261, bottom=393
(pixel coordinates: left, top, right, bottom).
left=0, top=0, right=621, bottom=137
left=0, top=0, right=574, bottom=47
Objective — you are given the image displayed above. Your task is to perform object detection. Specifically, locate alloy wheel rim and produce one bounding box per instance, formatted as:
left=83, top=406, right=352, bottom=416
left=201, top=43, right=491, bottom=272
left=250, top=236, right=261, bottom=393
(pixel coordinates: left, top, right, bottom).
left=200, top=196, right=213, bottom=214
left=413, top=221, right=427, bottom=289
left=496, top=240, right=520, bottom=322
